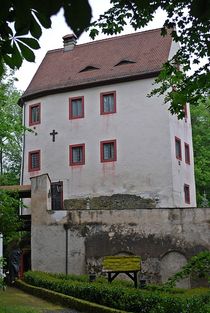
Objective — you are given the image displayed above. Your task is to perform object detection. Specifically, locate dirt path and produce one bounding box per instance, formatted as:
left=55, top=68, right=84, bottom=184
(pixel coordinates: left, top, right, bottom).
left=0, top=287, right=81, bottom=313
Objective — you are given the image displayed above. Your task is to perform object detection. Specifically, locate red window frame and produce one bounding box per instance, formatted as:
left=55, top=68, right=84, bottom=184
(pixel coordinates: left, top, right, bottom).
left=184, top=143, right=190, bottom=164
left=69, top=96, right=84, bottom=119
left=69, top=144, right=85, bottom=166
left=29, top=103, right=41, bottom=126
left=100, top=139, right=117, bottom=163
left=100, top=91, right=116, bottom=115
left=175, top=136, right=182, bottom=160
left=184, top=184, right=190, bottom=204
left=28, top=150, right=41, bottom=172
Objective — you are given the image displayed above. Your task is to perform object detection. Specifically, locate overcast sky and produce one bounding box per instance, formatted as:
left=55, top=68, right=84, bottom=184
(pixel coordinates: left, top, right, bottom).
left=15, top=1, right=166, bottom=91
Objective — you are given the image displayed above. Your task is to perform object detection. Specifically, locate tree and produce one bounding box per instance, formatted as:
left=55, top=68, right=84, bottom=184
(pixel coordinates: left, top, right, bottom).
left=0, top=68, right=23, bottom=243
left=0, top=190, right=21, bottom=243
left=0, top=1, right=209, bottom=117
left=191, top=99, right=210, bottom=207
left=0, top=68, right=22, bottom=180
left=0, top=0, right=92, bottom=76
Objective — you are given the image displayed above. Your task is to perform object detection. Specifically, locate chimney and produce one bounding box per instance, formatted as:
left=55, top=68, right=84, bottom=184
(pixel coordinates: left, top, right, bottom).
left=63, top=34, right=77, bottom=52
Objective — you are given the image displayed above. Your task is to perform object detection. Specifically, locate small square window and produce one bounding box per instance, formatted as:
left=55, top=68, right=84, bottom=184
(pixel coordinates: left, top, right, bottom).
left=184, top=143, right=190, bottom=164
left=69, top=144, right=85, bottom=165
left=69, top=97, right=84, bottom=119
left=100, top=140, right=117, bottom=162
left=100, top=91, right=116, bottom=114
left=175, top=137, right=182, bottom=160
left=28, top=150, right=40, bottom=172
left=184, top=184, right=190, bottom=204
left=29, top=103, right=41, bottom=126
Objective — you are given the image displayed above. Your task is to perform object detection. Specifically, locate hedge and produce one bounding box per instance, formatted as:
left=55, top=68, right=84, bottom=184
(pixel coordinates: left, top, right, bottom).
left=15, top=280, right=128, bottom=313
left=22, top=271, right=210, bottom=313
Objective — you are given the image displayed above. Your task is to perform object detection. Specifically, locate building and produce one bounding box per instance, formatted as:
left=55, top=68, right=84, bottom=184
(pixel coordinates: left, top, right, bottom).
left=20, top=28, right=196, bottom=209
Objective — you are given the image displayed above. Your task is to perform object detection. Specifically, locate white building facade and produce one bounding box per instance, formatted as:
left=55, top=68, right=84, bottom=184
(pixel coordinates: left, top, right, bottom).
left=20, top=29, right=196, bottom=208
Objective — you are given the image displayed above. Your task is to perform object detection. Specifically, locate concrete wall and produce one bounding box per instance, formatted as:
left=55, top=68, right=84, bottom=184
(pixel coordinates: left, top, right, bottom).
left=31, top=175, right=209, bottom=287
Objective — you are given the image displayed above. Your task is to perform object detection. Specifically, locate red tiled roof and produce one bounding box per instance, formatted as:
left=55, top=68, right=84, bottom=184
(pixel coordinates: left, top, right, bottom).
left=22, top=28, right=172, bottom=101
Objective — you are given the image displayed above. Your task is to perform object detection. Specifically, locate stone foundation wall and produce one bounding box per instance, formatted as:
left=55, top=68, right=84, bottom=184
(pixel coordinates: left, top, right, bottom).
left=31, top=175, right=210, bottom=287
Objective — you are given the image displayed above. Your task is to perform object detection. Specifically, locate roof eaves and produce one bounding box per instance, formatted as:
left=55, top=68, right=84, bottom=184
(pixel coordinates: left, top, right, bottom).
left=21, top=70, right=160, bottom=103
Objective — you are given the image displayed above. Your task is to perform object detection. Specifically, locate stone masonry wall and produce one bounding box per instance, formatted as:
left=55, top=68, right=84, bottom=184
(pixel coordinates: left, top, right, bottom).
left=31, top=175, right=210, bottom=287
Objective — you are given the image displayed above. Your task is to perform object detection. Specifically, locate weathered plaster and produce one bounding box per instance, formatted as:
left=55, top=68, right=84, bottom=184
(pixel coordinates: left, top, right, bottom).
left=30, top=175, right=209, bottom=286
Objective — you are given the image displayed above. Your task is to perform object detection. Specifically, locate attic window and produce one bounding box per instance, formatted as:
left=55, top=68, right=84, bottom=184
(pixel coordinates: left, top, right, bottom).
left=79, top=65, right=99, bottom=73
left=114, top=59, right=136, bottom=66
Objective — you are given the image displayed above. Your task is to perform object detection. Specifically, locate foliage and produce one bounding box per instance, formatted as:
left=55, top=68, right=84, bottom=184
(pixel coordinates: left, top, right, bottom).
left=0, top=68, right=22, bottom=177
left=0, top=257, right=6, bottom=288
left=0, top=0, right=92, bottom=76
left=0, top=67, right=23, bottom=243
left=16, top=280, right=126, bottom=313
left=191, top=99, right=210, bottom=207
left=0, top=190, right=21, bottom=243
left=165, top=251, right=210, bottom=288
left=22, top=270, right=209, bottom=313
left=90, top=0, right=210, bottom=117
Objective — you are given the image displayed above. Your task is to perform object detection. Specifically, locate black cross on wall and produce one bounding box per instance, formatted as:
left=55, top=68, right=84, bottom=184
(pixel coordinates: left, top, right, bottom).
left=50, top=130, right=58, bottom=142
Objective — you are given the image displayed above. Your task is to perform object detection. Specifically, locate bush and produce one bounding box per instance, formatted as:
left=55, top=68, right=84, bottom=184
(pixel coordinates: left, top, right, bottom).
left=22, top=271, right=210, bottom=313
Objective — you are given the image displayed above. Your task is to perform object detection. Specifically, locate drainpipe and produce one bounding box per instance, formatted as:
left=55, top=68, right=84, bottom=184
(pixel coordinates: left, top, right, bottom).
left=20, top=102, right=26, bottom=215
left=64, top=224, right=69, bottom=275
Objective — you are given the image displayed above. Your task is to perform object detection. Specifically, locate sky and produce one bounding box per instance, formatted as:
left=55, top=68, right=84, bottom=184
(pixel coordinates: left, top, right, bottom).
left=15, top=1, right=167, bottom=91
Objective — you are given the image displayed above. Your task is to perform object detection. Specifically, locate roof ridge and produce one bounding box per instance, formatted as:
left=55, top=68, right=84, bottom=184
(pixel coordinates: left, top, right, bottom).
left=77, top=27, right=163, bottom=48
left=46, top=28, right=164, bottom=54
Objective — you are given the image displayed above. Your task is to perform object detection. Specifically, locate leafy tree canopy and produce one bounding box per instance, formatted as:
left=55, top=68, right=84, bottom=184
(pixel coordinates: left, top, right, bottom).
left=0, top=68, right=23, bottom=242
left=0, top=68, right=22, bottom=177
left=191, top=98, right=210, bottom=207
left=0, top=0, right=92, bottom=76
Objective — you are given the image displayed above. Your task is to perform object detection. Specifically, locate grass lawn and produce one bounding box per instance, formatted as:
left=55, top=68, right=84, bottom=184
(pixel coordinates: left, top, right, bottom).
left=0, top=287, right=65, bottom=313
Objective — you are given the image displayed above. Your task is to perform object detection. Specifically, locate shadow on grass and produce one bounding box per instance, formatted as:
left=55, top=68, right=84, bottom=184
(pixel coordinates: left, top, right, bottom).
left=0, top=287, right=65, bottom=313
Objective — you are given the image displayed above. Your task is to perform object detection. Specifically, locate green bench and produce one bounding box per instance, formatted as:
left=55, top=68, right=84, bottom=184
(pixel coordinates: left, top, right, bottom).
left=102, top=256, right=141, bottom=288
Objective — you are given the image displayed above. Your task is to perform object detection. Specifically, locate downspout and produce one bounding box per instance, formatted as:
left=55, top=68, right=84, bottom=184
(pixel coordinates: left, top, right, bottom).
left=64, top=224, right=69, bottom=275
left=20, top=102, right=26, bottom=215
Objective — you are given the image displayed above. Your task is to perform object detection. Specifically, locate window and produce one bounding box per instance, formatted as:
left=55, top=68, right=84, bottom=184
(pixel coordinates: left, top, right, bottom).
left=51, top=181, right=63, bottom=210
left=69, top=144, right=85, bottom=165
left=184, top=143, right=190, bottom=164
left=29, top=103, right=41, bottom=126
left=184, top=184, right=190, bottom=204
left=100, top=140, right=117, bottom=162
left=175, top=137, right=182, bottom=160
left=28, top=150, right=40, bottom=172
left=69, top=96, right=84, bottom=119
left=100, top=91, right=116, bottom=114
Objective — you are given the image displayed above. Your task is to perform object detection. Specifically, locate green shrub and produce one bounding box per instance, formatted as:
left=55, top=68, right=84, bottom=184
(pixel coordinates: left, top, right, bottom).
left=165, top=251, right=210, bottom=288
left=22, top=271, right=210, bottom=313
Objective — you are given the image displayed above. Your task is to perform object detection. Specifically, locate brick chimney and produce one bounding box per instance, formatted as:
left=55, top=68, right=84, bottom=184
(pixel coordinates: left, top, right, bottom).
left=63, top=34, right=77, bottom=52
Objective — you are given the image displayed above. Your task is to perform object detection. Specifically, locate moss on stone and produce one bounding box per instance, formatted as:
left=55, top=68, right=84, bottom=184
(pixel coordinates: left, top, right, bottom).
left=103, top=256, right=141, bottom=271
left=64, top=194, right=155, bottom=210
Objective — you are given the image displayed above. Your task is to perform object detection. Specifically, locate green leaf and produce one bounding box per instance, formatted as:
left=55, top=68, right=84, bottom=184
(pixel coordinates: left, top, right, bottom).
left=63, top=0, right=92, bottom=37
left=3, top=55, right=16, bottom=69
left=11, top=42, right=23, bottom=68
left=17, top=41, right=35, bottom=62
left=30, top=16, right=42, bottom=39
left=34, top=11, right=52, bottom=29
left=19, top=37, right=40, bottom=50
